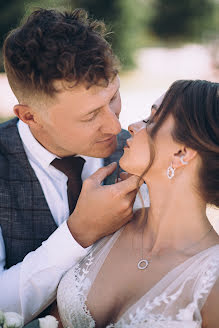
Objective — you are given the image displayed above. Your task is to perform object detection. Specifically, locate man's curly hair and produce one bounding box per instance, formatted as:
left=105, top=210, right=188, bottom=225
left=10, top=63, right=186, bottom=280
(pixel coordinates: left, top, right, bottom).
left=3, top=8, right=119, bottom=104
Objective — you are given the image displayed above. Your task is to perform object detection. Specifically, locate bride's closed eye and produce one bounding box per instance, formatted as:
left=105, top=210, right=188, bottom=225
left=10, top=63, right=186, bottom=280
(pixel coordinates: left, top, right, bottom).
left=143, top=118, right=152, bottom=124
left=143, top=113, right=157, bottom=125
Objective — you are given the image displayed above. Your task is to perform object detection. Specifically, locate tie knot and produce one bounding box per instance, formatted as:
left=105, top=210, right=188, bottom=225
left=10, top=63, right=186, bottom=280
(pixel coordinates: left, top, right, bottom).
left=51, top=156, right=85, bottom=178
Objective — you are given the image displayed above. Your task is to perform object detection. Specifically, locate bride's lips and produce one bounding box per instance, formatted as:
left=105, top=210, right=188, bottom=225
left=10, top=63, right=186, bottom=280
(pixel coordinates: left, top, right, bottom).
left=124, top=139, right=131, bottom=149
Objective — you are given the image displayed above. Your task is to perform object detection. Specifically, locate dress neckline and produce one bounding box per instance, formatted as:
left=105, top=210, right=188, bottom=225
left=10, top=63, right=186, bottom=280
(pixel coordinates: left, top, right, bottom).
left=85, top=226, right=219, bottom=325
left=84, top=225, right=219, bottom=326
left=120, top=242, right=219, bottom=322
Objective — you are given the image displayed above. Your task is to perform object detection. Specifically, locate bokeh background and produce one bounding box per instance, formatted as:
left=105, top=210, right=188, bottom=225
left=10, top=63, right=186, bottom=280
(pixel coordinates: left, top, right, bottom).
left=0, top=0, right=218, bottom=122
left=0, top=0, right=218, bottom=228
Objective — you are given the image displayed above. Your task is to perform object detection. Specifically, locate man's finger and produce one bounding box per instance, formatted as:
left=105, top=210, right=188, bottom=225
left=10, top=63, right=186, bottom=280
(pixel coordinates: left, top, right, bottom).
left=120, top=171, right=131, bottom=181
left=127, top=189, right=139, bottom=202
left=88, top=162, right=117, bottom=185
left=114, top=175, right=144, bottom=193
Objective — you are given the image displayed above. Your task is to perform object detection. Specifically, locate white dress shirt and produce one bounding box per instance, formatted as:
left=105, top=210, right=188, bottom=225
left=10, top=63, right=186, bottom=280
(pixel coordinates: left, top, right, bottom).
left=0, top=120, right=103, bottom=323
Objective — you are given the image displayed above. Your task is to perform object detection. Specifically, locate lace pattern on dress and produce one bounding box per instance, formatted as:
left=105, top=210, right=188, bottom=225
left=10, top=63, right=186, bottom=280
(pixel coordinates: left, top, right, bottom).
left=110, top=247, right=219, bottom=327
left=192, top=254, right=219, bottom=309
left=57, top=251, right=96, bottom=328
left=113, top=277, right=195, bottom=327
left=68, top=254, right=204, bottom=328
left=58, top=231, right=219, bottom=328
left=73, top=251, right=96, bottom=326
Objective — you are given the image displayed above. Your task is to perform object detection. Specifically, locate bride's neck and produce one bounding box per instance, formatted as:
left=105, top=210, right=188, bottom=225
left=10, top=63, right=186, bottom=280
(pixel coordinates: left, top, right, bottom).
left=142, top=177, right=210, bottom=254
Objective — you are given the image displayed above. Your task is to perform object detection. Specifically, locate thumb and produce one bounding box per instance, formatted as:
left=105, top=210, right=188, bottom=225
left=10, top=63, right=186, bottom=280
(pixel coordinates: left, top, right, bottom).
left=89, top=162, right=117, bottom=185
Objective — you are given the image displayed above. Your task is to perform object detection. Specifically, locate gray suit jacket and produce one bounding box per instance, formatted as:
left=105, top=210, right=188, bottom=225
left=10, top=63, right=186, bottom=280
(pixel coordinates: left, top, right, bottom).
left=0, top=117, right=130, bottom=269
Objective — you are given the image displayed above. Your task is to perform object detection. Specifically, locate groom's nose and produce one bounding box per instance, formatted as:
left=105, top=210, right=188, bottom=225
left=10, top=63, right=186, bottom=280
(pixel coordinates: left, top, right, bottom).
left=101, top=107, right=121, bottom=135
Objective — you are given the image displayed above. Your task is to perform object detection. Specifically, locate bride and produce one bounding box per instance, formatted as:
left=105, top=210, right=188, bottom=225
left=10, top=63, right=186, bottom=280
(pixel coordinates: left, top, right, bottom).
left=57, top=79, right=219, bottom=328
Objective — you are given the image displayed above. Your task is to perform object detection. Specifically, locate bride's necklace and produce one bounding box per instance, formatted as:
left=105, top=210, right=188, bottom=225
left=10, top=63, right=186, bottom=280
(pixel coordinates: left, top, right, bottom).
left=137, top=224, right=213, bottom=270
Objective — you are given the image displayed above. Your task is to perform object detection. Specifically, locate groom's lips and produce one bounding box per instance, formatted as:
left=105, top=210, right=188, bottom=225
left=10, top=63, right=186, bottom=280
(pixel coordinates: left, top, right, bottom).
left=96, top=135, right=115, bottom=143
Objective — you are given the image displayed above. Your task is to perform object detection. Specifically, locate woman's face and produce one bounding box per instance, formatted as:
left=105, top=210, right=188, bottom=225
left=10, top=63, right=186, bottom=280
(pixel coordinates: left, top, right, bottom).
left=119, top=94, right=180, bottom=180
left=119, top=120, right=150, bottom=177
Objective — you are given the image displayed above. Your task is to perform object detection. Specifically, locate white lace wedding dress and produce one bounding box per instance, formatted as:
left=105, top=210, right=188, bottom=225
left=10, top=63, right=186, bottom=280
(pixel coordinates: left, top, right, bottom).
left=57, top=227, right=219, bottom=328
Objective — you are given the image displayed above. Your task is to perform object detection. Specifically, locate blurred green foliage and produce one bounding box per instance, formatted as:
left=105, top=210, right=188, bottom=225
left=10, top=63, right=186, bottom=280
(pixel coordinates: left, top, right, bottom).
left=0, top=0, right=24, bottom=71
left=22, top=0, right=69, bottom=19
left=0, top=0, right=218, bottom=71
left=149, top=0, right=216, bottom=43
left=0, top=1, right=22, bottom=43
left=73, top=0, right=145, bottom=68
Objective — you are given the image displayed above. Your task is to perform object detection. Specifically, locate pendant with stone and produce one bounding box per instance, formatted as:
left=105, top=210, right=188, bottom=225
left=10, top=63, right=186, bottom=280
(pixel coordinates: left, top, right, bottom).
left=138, top=259, right=149, bottom=270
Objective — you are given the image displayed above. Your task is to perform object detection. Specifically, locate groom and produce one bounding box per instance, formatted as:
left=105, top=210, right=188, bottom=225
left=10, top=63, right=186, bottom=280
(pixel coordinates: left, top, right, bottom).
left=0, top=8, right=140, bottom=324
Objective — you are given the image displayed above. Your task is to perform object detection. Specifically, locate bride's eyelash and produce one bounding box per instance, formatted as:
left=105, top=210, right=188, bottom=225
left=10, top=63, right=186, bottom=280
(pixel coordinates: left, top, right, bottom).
left=143, top=119, right=149, bottom=124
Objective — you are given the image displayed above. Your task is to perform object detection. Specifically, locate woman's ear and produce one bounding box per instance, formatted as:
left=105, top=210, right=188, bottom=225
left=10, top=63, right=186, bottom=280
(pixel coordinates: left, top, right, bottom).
left=172, top=147, right=197, bottom=168
left=13, top=104, right=36, bottom=127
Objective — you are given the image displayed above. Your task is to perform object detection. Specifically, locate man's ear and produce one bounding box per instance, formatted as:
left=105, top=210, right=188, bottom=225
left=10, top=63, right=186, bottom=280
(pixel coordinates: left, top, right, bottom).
left=172, top=147, right=197, bottom=168
left=13, top=104, right=36, bottom=127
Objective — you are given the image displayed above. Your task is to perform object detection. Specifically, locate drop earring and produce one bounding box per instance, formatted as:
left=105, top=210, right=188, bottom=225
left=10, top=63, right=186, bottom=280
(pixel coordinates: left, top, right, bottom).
left=167, top=163, right=175, bottom=179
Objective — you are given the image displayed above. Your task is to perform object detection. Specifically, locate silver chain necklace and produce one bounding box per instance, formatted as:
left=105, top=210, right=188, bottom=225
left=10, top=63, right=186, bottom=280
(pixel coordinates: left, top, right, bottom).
left=137, top=224, right=213, bottom=270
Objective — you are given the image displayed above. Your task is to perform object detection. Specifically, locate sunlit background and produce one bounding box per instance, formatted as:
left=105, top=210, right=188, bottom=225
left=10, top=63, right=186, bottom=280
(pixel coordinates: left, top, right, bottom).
left=0, top=0, right=218, bottom=228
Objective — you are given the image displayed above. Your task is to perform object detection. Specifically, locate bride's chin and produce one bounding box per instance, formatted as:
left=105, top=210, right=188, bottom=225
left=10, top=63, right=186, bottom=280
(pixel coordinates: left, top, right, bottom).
left=119, top=157, right=139, bottom=176
left=119, top=156, right=130, bottom=172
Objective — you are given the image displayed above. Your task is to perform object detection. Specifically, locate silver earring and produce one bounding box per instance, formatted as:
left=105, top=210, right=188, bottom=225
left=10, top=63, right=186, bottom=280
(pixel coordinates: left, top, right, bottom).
left=167, top=163, right=175, bottom=179
left=180, top=155, right=188, bottom=165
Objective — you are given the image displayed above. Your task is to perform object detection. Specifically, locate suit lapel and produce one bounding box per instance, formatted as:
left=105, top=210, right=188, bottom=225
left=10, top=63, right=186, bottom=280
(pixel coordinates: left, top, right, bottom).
left=0, top=118, right=56, bottom=214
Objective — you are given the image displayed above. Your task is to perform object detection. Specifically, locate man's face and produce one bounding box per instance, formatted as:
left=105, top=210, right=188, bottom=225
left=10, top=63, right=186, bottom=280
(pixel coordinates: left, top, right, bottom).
left=32, top=76, right=121, bottom=158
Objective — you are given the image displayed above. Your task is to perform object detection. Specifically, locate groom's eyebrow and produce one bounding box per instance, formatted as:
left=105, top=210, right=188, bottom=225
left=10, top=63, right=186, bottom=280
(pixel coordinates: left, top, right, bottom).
left=85, top=87, right=120, bottom=116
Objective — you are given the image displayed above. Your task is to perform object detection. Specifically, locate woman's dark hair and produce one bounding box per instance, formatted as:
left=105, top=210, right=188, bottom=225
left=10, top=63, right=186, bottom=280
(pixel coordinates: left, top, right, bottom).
left=3, top=8, right=119, bottom=101
left=146, top=80, right=219, bottom=207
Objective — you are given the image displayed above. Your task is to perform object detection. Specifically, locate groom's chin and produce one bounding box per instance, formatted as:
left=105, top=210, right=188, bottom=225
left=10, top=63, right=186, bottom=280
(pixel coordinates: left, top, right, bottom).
left=89, top=137, right=118, bottom=158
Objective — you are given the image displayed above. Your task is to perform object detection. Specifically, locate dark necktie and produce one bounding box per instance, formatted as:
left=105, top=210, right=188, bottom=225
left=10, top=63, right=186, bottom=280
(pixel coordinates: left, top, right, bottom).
left=51, top=156, right=85, bottom=215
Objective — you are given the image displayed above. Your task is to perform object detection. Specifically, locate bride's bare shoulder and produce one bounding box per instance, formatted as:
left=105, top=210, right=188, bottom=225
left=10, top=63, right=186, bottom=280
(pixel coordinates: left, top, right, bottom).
left=201, top=266, right=219, bottom=328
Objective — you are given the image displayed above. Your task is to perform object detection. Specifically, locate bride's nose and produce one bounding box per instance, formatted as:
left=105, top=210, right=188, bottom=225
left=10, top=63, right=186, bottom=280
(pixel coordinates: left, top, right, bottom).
left=128, top=121, right=145, bottom=136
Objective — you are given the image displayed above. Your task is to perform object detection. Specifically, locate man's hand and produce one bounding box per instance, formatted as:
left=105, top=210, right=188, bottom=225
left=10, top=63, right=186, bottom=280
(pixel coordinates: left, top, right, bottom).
left=67, top=162, right=142, bottom=247
left=116, top=171, right=132, bottom=182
